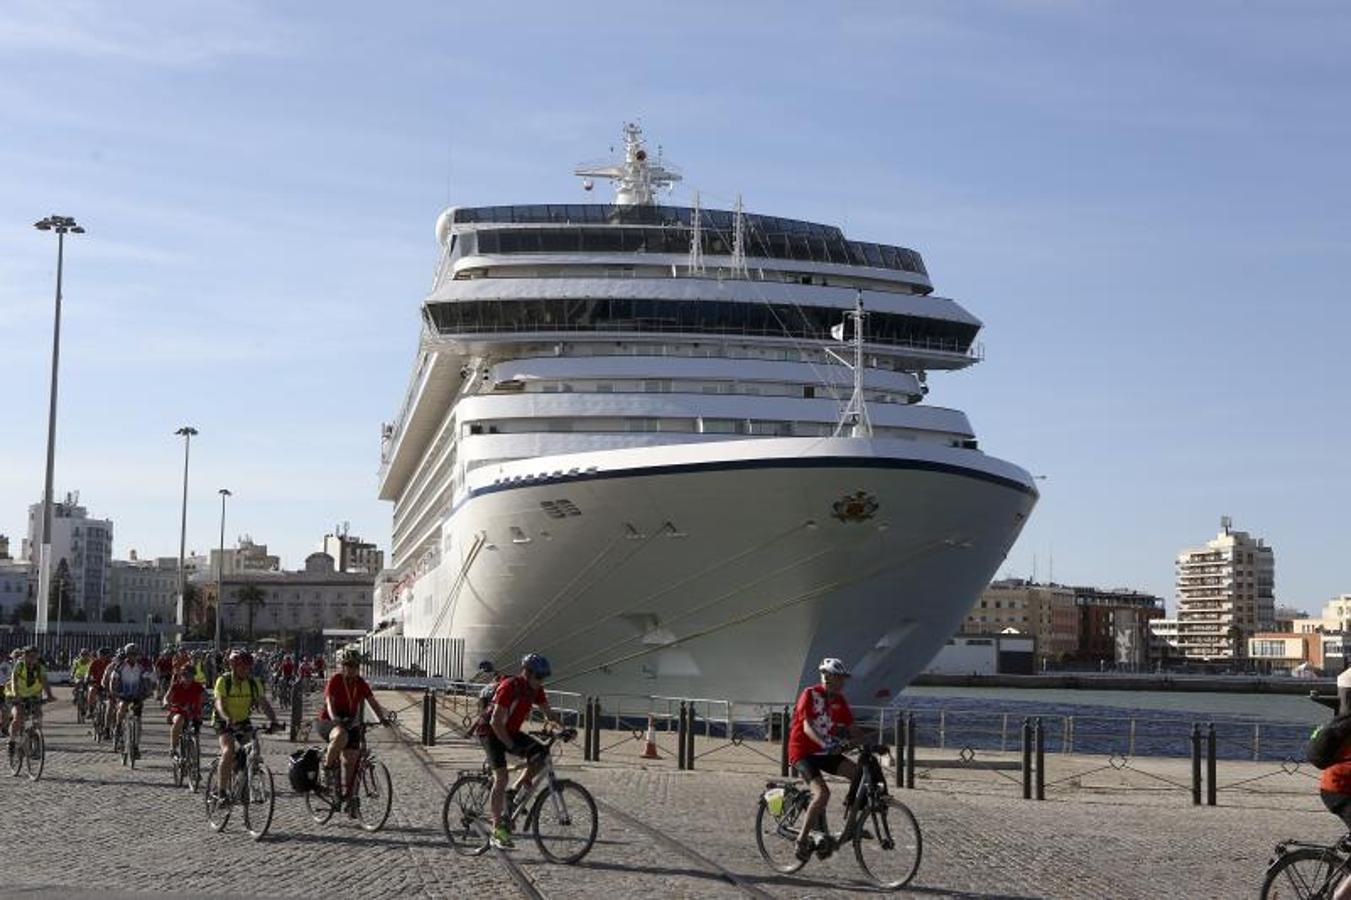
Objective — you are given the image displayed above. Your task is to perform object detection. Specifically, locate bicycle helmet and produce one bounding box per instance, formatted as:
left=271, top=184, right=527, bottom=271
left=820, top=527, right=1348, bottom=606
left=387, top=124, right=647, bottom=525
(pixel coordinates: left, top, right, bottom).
left=78, top=648, right=89, bottom=655
left=123, top=643, right=140, bottom=655
left=340, top=649, right=362, bottom=666
left=520, top=653, right=551, bottom=678
left=818, top=657, right=851, bottom=677
left=477, top=659, right=495, bottom=674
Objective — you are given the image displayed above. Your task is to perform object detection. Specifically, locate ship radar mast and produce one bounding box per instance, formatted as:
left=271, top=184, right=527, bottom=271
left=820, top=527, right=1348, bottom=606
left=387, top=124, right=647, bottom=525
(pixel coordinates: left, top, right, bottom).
left=575, top=122, right=681, bottom=207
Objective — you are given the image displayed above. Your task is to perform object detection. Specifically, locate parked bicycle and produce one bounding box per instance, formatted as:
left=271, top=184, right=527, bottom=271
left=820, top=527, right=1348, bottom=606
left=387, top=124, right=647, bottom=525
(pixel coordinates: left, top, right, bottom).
left=1262, top=834, right=1351, bottom=898
left=173, top=719, right=203, bottom=792
left=206, top=722, right=278, bottom=840
left=8, top=698, right=47, bottom=781
left=304, top=716, right=396, bottom=832
left=755, top=742, right=922, bottom=890
left=442, top=727, right=597, bottom=864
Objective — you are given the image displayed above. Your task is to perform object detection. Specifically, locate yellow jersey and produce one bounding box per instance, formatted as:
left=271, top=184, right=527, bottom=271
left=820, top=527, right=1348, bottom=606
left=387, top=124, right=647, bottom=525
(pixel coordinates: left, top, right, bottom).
left=10, top=660, right=46, bottom=699
left=213, top=674, right=262, bottom=723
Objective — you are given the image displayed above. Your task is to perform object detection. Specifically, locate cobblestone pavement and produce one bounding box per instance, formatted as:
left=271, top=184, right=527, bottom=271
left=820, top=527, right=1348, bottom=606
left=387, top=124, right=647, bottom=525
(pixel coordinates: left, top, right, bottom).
left=5, top=691, right=1344, bottom=899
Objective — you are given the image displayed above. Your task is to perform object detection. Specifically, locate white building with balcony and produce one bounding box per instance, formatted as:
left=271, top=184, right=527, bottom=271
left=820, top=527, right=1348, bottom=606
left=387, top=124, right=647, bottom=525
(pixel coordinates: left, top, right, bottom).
left=23, top=493, right=113, bottom=620
left=1174, top=518, right=1275, bottom=660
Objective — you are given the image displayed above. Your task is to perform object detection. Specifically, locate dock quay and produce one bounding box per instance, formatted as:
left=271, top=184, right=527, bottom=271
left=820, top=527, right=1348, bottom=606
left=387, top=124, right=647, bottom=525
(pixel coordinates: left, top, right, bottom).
left=8, top=687, right=1339, bottom=899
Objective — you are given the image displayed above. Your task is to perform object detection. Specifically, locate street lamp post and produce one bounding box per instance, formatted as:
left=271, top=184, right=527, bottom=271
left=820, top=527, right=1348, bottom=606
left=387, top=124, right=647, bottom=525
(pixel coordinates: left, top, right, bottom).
left=174, top=426, right=198, bottom=638
left=215, top=488, right=231, bottom=651
left=33, top=215, right=85, bottom=635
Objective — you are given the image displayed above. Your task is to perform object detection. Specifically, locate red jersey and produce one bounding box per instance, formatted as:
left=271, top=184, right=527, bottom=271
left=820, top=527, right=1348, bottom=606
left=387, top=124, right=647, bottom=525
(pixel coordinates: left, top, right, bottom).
left=787, top=684, right=854, bottom=765
left=164, top=680, right=206, bottom=719
left=155, top=655, right=174, bottom=675
left=87, top=657, right=111, bottom=684
left=280, top=661, right=295, bottom=677
left=321, top=673, right=373, bottom=721
left=476, top=675, right=546, bottom=738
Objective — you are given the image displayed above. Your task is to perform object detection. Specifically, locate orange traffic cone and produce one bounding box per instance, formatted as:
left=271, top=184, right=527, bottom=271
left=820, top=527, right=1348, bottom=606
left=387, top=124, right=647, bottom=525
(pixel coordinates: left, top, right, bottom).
left=640, top=714, right=662, bottom=760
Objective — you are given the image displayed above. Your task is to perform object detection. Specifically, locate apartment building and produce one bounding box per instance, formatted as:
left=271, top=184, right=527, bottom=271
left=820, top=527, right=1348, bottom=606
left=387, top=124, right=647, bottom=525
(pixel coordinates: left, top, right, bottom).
left=1174, top=518, right=1275, bottom=660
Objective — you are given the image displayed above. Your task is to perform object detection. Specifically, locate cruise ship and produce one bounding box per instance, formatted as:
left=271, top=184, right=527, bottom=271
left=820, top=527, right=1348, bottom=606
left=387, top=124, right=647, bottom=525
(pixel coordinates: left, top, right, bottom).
left=377, top=124, right=1037, bottom=703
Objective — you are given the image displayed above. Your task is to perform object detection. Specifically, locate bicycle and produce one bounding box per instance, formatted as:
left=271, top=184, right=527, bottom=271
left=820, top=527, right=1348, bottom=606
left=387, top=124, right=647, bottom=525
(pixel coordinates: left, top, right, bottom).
left=205, top=722, right=279, bottom=840
left=755, top=742, right=922, bottom=890
left=442, top=727, right=598, bottom=864
left=304, top=716, right=396, bottom=832
left=116, top=698, right=145, bottom=769
left=172, top=719, right=203, bottom=792
left=8, top=698, right=47, bottom=781
left=89, top=690, right=112, bottom=744
left=1262, top=835, right=1351, bottom=898
left=73, top=681, right=88, bottom=724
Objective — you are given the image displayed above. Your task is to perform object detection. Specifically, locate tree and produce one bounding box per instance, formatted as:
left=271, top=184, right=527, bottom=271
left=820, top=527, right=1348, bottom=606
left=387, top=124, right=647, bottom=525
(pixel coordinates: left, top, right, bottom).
left=48, top=559, right=72, bottom=624
left=102, top=604, right=123, bottom=624
left=235, top=583, right=267, bottom=643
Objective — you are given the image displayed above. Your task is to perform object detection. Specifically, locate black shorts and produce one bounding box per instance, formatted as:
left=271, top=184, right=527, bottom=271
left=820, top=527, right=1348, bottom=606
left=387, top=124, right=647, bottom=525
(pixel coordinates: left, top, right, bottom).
left=481, top=732, right=547, bottom=770
left=794, top=752, right=850, bottom=782
left=214, top=719, right=254, bottom=738
left=1323, top=791, right=1351, bottom=830
left=316, top=718, right=364, bottom=750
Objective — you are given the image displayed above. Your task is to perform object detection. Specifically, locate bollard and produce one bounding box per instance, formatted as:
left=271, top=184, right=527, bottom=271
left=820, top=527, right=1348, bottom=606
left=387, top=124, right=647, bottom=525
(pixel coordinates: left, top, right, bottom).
left=427, top=690, right=438, bottom=747
left=894, top=716, right=905, bottom=789
left=1190, top=723, right=1201, bottom=806
left=597, top=697, right=607, bottom=762
left=1034, top=717, right=1045, bottom=801
left=583, top=698, right=594, bottom=762
left=1206, top=722, right=1217, bottom=807
left=1021, top=717, right=1032, bottom=800
left=905, top=712, right=915, bottom=789
left=677, top=702, right=687, bottom=770
left=289, top=677, right=303, bottom=742
left=779, top=705, right=790, bottom=777
left=685, top=703, right=697, bottom=771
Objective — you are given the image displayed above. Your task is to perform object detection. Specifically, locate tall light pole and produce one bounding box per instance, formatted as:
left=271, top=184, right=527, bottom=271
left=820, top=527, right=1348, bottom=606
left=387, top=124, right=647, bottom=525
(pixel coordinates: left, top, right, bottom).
left=33, top=215, right=85, bottom=635
left=215, top=488, right=231, bottom=651
left=174, top=426, right=198, bottom=638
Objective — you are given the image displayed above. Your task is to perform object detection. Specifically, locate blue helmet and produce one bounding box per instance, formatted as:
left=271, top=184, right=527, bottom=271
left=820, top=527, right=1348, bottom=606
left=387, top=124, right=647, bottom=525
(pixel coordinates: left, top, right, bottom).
left=520, top=653, right=551, bottom=678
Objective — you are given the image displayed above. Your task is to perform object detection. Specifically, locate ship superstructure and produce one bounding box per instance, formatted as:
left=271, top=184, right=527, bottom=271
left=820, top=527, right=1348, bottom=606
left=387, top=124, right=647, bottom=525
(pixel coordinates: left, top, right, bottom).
left=377, top=124, right=1037, bottom=702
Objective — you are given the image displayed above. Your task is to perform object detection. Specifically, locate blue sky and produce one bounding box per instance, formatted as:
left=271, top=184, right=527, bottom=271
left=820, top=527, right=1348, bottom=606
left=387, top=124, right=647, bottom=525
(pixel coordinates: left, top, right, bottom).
left=1, top=2, right=1347, bottom=612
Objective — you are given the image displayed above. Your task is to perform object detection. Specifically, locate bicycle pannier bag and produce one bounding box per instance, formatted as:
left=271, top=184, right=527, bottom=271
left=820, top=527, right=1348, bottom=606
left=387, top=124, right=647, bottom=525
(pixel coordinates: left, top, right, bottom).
left=288, top=747, right=321, bottom=793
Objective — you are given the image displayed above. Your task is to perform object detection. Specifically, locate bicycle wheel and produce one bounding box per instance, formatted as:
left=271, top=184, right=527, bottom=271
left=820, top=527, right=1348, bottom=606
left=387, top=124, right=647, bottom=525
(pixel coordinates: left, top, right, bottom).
left=530, top=779, right=598, bottom=865
left=241, top=762, right=275, bottom=840
left=442, top=774, right=491, bottom=856
left=172, top=735, right=185, bottom=788
left=187, top=736, right=202, bottom=792
left=205, top=767, right=231, bottom=832
left=853, top=794, right=922, bottom=890
left=355, top=760, right=393, bottom=833
left=128, top=717, right=140, bottom=770
left=119, top=721, right=130, bottom=767
left=1261, top=847, right=1349, bottom=899
left=26, top=730, right=44, bottom=781
left=7, top=732, right=22, bottom=777
left=305, top=782, right=337, bottom=824
left=755, top=791, right=808, bottom=874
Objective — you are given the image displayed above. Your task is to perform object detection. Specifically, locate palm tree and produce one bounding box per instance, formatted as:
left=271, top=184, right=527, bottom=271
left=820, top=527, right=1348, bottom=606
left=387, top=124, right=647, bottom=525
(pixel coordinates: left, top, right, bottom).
left=235, top=583, right=267, bottom=643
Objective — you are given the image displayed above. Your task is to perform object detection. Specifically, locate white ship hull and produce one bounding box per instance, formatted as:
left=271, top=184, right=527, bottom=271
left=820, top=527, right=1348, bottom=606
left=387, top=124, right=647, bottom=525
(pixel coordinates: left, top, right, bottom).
left=400, top=437, right=1036, bottom=705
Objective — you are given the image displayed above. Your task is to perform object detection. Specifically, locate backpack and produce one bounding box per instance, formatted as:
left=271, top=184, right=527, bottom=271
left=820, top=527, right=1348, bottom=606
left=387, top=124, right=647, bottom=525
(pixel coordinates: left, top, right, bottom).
left=1306, top=713, right=1351, bottom=769
left=288, top=748, right=321, bottom=793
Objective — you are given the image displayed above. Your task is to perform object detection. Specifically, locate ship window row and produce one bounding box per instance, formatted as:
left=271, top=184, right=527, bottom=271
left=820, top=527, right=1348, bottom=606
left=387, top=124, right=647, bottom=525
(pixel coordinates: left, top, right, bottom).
left=426, top=298, right=976, bottom=353
left=506, top=340, right=914, bottom=372
left=502, top=378, right=915, bottom=404
left=461, top=416, right=946, bottom=441
left=463, top=229, right=925, bottom=275
left=453, top=204, right=844, bottom=239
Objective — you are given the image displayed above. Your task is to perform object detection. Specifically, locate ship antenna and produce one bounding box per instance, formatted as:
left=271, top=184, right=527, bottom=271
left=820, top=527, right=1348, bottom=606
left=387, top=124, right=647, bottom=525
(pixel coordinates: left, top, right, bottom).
left=825, top=290, right=872, bottom=438
left=574, top=122, right=681, bottom=207
left=688, top=190, right=705, bottom=275
left=730, top=192, right=749, bottom=279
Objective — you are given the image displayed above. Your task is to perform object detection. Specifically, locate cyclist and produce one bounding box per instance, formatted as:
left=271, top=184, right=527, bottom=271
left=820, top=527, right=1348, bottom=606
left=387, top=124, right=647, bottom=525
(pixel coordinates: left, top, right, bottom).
left=86, top=647, right=113, bottom=729
left=788, top=657, right=868, bottom=863
left=316, top=650, right=393, bottom=814
left=212, top=650, right=280, bottom=796
left=110, top=644, right=151, bottom=757
left=162, top=663, right=206, bottom=759
left=8, top=645, right=55, bottom=761
left=477, top=653, right=562, bottom=850
left=313, top=653, right=326, bottom=679
left=154, top=649, right=174, bottom=698
left=0, top=649, right=18, bottom=729
left=69, top=648, right=92, bottom=716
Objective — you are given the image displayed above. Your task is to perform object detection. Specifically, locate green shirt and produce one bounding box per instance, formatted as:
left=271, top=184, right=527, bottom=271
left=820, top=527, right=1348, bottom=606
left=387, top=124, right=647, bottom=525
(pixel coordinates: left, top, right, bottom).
left=213, top=674, right=262, bottom=723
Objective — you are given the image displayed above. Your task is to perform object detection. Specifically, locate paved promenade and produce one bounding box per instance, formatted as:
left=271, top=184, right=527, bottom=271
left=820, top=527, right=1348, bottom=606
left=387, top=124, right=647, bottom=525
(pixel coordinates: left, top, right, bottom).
left=3, top=689, right=1343, bottom=898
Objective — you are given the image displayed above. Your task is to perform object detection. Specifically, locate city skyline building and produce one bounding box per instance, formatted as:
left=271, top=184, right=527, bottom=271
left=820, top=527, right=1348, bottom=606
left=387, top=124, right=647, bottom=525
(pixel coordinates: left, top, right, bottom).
left=321, top=527, right=384, bottom=575
left=22, top=492, right=112, bottom=621
left=203, top=550, right=376, bottom=637
left=1174, top=518, right=1275, bottom=660
left=107, top=552, right=180, bottom=626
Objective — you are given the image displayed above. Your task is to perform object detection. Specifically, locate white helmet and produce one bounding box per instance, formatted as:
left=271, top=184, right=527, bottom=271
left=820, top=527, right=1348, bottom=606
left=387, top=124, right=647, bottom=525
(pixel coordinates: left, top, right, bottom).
left=818, top=658, right=850, bottom=677
left=1337, top=668, right=1351, bottom=691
